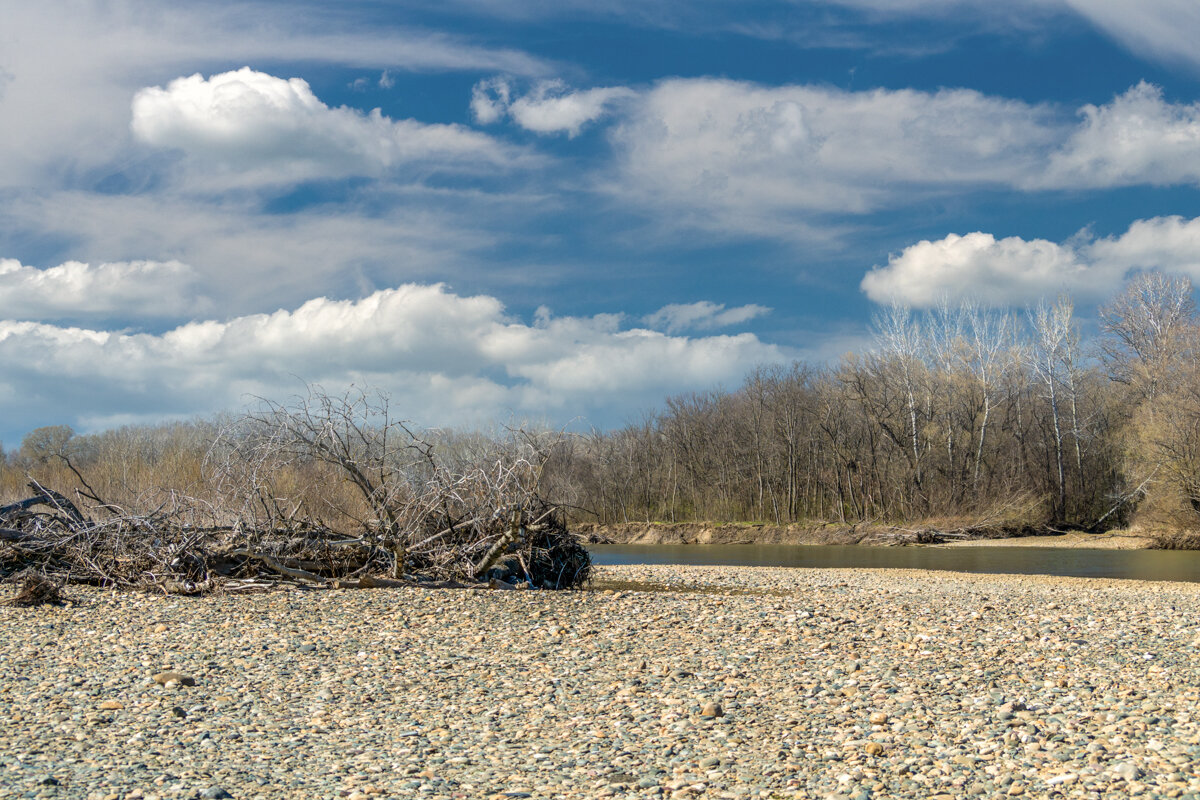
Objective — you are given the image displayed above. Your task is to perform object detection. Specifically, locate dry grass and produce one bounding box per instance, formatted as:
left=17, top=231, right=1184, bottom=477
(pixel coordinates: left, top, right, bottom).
left=1149, top=529, right=1200, bottom=550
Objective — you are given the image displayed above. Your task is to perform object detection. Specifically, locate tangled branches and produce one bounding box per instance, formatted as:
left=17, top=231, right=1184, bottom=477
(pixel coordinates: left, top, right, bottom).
left=1, top=387, right=590, bottom=595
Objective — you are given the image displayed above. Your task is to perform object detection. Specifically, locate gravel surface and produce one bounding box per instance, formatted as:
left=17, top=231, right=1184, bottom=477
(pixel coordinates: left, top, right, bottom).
left=3, top=564, right=1200, bottom=799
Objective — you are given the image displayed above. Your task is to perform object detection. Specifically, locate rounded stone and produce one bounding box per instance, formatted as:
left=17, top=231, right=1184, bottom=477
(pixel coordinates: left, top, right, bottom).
left=152, top=671, right=196, bottom=686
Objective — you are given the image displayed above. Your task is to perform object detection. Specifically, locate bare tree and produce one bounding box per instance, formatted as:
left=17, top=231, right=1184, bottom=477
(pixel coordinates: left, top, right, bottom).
left=964, top=302, right=1014, bottom=489
left=872, top=303, right=929, bottom=501
left=1100, top=272, right=1197, bottom=404
left=1027, top=298, right=1074, bottom=520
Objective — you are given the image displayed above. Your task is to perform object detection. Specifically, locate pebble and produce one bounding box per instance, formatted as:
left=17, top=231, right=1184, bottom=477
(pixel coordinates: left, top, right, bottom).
left=2, top=563, right=1200, bottom=800
left=152, top=670, right=195, bottom=686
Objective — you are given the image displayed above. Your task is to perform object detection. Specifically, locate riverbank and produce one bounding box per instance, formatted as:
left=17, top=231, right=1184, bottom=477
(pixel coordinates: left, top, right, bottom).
left=935, top=530, right=1155, bottom=550
left=581, top=522, right=1156, bottom=550
left=3, top=565, right=1200, bottom=799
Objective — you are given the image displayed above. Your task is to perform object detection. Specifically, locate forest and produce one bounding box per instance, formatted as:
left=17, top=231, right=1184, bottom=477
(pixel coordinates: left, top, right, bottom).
left=566, top=272, right=1200, bottom=539
left=4, top=271, right=1200, bottom=590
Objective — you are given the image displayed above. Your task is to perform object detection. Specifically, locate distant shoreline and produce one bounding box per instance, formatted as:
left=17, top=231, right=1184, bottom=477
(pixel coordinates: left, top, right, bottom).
left=581, top=521, right=1157, bottom=550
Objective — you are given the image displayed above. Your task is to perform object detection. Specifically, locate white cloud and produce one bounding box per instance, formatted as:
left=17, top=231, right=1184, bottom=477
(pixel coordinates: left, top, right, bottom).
left=860, top=232, right=1095, bottom=306
left=860, top=215, right=1200, bottom=306
left=509, top=81, right=636, bottom=137
left=471, top=78, right=635, bottom=136
left=1087, top=215, right=1200, bottom=274
left=1041, top=82, right=1200, bottom=188
left=1059, top=0, right=1200, bottom=72
left=643, top=301, right=771, bottom=333
left=605, top=78, right=1200, bottom=237
left=0, top=259, right=210, bottom=324
left=471, top=77, right=512, bottom=124
left=610, top=78, right=1060, bottom=232
left=0, top=283, right=788, bottom=436
left=132, top=68, right=516, bottom=183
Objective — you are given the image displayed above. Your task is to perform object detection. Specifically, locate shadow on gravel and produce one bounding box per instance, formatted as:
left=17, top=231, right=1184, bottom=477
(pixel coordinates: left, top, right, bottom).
left=4, top=573, right=72, bottom=607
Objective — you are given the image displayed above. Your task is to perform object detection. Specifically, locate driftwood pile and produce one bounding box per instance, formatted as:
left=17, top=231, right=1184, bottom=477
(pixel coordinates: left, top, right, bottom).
left=1, top=388, right=591, bottom=596
left=0, top=481, right=589, bottom=594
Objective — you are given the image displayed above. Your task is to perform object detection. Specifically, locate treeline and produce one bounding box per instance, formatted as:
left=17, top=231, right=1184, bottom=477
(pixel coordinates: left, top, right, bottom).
left=3, top=272, right=1200, bottom=536
left=566, top=272, right=1199, bottom=532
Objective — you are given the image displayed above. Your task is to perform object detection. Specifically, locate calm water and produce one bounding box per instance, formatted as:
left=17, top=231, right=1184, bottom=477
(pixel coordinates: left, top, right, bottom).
left=590, top=544, right=1200, bottom=583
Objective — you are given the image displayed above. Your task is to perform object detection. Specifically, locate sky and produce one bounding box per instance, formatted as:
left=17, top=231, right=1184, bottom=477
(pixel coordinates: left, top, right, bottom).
left=3, top=0, right=1200, bottom=446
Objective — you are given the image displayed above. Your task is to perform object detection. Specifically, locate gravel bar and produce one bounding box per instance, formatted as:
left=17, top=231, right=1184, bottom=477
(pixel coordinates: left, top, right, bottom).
left=3, top=564, right=1200, bottom=800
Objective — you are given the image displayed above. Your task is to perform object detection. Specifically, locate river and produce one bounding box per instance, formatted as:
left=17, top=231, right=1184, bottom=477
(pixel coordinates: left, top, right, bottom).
left=590, top=543, right=1200, bottom=582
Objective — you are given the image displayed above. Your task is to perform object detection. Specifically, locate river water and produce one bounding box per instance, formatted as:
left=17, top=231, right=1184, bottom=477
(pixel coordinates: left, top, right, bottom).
left=590, top=543, right=1200, bottom=583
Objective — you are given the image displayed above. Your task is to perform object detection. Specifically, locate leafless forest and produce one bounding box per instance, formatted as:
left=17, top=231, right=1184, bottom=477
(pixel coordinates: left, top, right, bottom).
left=4, top=272, right=1200, bottom=592
left=573, top=273, right=1200, bottom=539
left=564, top=272, right=1200, bottom=542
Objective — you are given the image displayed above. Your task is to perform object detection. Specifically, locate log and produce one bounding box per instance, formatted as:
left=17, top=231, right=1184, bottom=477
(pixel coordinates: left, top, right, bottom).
left=228, top=549, right=327, bottom=584
left=28, top=481, right=87, bottom=525
left=1, top=484, right=88, bottom=526
left=0, top=528, right=40, bottom=542
left=0, top=497, right=47, bottom=517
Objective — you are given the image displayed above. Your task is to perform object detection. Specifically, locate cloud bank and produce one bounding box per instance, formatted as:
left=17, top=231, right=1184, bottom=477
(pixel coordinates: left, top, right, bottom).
left=0, top=283, right=788, bottom=435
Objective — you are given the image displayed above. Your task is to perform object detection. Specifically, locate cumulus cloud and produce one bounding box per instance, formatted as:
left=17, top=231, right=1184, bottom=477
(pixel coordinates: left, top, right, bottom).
left=1086, top=215, right=1200, bottom=274
left=643, top=301, right=771, bottom=333
left=471, top=78, right=635, bottom=136
left=132, top=68, right=516, bottom=183
left=1042, top=82, right=1200, bottom=188
left=0, top=258, right=210, bottom=324
left=860, top=215, right=1200, bottom=306
left=860, top=233, right=1095, bottom=306
left=0, top=283, right=788, bottom=437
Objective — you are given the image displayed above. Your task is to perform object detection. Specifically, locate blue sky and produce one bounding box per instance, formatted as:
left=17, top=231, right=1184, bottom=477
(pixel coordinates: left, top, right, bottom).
left=3, top=0, right=1200, bottom=446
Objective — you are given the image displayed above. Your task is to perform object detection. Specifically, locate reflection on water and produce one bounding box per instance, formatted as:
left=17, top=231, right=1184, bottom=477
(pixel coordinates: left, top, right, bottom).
left=590, top=544, right=1200, bottom=583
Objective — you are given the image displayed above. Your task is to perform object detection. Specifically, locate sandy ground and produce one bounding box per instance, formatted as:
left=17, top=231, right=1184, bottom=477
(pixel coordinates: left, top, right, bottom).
left=934, top=531, right=1156, bottom=550
left=586, top=522, right=1162, bottom=550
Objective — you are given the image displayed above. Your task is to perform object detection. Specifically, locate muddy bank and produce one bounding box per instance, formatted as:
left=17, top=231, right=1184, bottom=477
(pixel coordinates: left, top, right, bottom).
left=578, top=521, right=1155, bottom=550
